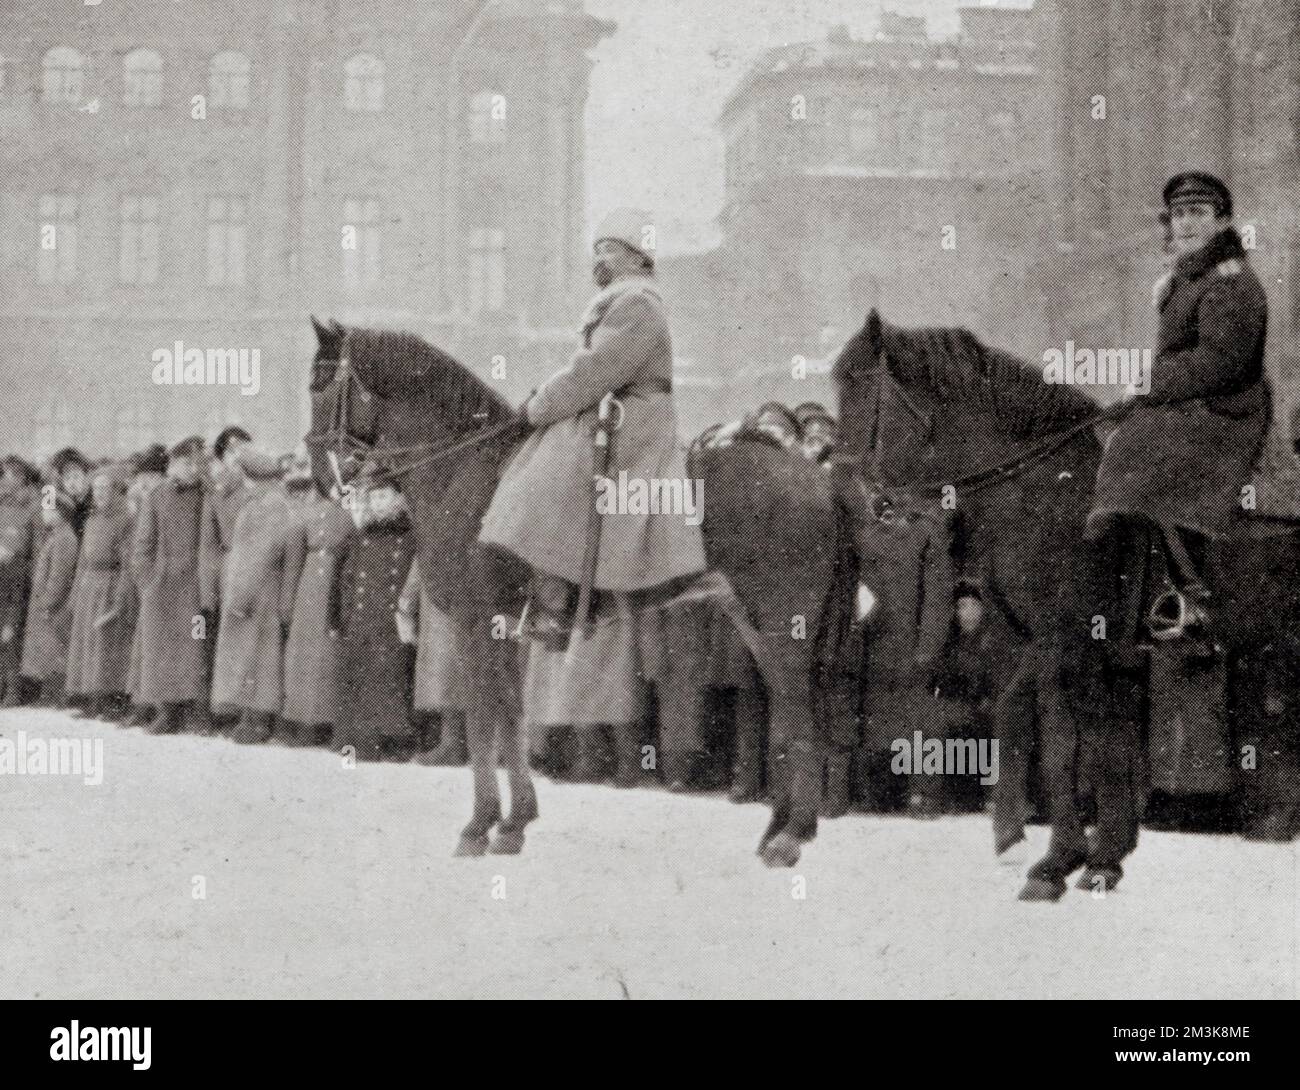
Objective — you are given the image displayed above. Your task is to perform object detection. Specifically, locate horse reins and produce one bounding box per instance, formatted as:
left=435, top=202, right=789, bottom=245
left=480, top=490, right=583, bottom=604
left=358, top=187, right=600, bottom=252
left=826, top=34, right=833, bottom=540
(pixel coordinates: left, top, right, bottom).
left=319, top=352, right=526, bottom=488
left=834, top=357, right=1110, bottom=500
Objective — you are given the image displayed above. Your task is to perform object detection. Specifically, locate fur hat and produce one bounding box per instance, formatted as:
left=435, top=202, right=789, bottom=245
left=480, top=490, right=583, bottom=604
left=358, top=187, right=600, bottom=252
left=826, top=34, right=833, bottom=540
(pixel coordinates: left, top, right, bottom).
left=49, top=447, right=92, bottom=476
left=131, top=444, right=169, bottom=477
left=169, top=435, right=205, bottom=460
left=236, top=447, right=292, bottom=482
left=594, top=208, right=656, bottom=263
left=794, top=401, right=836, bottom=431
left=1, top=455, right=42, bottom=486
left=213, top=425, right=253, bottom=461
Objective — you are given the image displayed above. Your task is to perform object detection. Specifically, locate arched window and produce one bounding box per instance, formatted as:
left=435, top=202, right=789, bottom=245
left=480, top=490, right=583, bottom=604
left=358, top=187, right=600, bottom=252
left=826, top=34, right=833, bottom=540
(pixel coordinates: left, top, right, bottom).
left=344, top=54, right=383, bottom=112
left=209, top=51, right=250, bottom=109
left=42, top=47, right=84, bottom=105
left=123, top=48, right=164, bottom=107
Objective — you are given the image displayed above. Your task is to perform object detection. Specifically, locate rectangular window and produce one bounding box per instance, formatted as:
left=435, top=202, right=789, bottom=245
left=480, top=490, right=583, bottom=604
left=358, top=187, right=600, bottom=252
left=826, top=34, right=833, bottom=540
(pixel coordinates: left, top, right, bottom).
left=467, top=228, right=505, bottom=314
left=120, top=196, right=160, bottom=285
left=206, top=195, right=247, bottom=286
left=38, top=195, right=78, bottom=284
left=341, top=197, right=381, bottom=290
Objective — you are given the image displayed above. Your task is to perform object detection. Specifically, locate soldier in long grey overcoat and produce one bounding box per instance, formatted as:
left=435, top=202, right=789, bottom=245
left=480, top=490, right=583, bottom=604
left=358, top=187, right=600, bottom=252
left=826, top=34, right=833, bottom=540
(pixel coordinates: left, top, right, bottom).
left=481, top=209, right=707, bottom=784
left=281, top=485, right=354, bottom=742
left=120, top=445, right=168, bottom=724
left=130, top=437, right=210, bottom=733
left=65, top=466, right=135, bottom=714
left=19, top=494, right=80, bottom=700
left=211, top=468, right=305, bottom=743
left=480, top=208, right=705, bottom=592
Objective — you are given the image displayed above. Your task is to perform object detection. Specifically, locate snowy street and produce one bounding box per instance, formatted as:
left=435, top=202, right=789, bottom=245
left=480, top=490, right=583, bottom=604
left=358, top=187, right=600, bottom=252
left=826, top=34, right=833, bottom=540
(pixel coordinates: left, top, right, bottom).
left=1, top=708, right=1296, bottom=999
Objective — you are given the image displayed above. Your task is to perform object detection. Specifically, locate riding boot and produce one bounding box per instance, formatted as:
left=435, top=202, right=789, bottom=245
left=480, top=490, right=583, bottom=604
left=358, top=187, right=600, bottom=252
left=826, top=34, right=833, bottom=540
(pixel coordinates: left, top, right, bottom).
left=611, top=721, right=643, bottom=788
left=820, top=746, right=852, bottom=818
left=413, top=710, right=468, bottom=766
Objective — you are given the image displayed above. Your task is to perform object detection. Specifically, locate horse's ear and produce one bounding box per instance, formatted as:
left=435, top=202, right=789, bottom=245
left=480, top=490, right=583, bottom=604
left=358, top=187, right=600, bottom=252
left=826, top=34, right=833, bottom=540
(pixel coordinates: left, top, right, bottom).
left=866, top=309, right=882, bottom=354
left=311, top=316, right=329, bottom=345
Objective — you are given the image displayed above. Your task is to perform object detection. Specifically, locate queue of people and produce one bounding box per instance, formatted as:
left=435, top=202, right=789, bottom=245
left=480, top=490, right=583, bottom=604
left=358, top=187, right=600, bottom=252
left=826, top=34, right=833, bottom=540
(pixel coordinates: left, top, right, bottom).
left=0, top=403, right=995, bottom=819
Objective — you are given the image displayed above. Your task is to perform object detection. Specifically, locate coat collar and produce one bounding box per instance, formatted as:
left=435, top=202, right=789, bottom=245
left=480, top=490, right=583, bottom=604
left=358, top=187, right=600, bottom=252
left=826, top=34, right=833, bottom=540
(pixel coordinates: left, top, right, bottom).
left=1173, top=227, right=1245, bottom=284
left=579, top=274, right=661, bottom=331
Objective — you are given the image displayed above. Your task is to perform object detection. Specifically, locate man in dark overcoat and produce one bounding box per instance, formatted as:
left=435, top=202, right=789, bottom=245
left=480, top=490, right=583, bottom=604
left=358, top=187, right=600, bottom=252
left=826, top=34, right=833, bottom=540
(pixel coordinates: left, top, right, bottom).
left=0, top=456, right=41, bottom=705
left=1087, top=172, right=1269, bottom=647
left=131, top=436, right=210, bottom=733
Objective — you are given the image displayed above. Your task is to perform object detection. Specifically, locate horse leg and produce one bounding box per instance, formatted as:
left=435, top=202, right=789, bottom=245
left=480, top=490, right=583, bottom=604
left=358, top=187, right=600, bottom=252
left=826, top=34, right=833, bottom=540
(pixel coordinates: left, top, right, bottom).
left=992, top=645, right=1035, bottom=856
left=1019, top=682, right=1088, bottom=901
left=454, top=703, right=503, bottom=857
left=490, top=713, right=538, bottom=855
left=757, top=649, right=820, bottom=869
left=1077, top=669, right=1143, bottom=893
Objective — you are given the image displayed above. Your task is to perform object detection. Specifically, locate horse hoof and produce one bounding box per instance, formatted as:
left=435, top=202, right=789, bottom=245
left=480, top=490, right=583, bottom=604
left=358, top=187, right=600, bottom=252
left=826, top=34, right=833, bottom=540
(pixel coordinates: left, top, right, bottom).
left=1017, top=877, right=1067, bottom=902
left=454, top=833, right=490, bottom=858
left=760, top=832, right=801, bottom=868
left=994, top=828, right=1026, bottom=858
left=489, top=829, right=526, bottom=855
left=1076, top=867, right=1122, bottom=893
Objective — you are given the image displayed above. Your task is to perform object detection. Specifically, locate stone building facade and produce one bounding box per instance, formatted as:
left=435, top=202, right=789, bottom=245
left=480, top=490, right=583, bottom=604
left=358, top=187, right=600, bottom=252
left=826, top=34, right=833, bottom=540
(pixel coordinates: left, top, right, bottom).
left=1044, top=0, right=1300, bottom=469
left=661, top=6, right=1050, bottom=428
left=0, top=0, right=611, bottom=457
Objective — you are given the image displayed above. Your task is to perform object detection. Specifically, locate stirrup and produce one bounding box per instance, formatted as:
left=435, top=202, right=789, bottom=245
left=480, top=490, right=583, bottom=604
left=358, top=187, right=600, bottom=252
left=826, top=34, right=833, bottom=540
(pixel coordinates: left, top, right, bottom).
left=1148, top=586, right=1214, bottom=645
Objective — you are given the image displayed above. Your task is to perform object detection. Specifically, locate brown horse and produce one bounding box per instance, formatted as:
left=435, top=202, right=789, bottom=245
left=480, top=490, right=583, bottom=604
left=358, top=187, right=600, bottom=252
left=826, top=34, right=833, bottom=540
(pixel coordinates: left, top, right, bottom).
left=833, top=310, right=1300, bottom=900
left=305, top=319, right=849, bottom=865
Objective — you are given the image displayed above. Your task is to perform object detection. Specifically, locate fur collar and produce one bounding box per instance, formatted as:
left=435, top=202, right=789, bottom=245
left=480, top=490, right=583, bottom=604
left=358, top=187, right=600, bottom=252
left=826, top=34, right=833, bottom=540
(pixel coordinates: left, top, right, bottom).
left=579, top=274, right=661, bottom=334
left=1174, top=227, right=1245, bottom=283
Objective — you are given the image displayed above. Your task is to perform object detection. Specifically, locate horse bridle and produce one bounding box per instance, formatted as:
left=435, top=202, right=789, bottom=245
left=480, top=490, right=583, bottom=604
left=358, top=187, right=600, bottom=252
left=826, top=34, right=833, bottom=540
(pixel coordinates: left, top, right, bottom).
left=316, top=349, right=525, bottom=493
left=831, top=346, right=1105, bottom=512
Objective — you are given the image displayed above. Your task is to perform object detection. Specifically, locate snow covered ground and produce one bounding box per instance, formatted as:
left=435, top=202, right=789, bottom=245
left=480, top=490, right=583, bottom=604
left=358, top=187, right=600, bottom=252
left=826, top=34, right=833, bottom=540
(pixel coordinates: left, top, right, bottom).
left=1, top=707, right=1296, bottom=999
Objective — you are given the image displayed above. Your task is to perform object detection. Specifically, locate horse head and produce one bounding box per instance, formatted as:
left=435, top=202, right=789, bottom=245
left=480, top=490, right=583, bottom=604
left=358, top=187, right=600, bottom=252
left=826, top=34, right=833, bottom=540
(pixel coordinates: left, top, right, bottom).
left=304, top=316, right=381, bottom=497
left=831, top=309, right=937, bottom=536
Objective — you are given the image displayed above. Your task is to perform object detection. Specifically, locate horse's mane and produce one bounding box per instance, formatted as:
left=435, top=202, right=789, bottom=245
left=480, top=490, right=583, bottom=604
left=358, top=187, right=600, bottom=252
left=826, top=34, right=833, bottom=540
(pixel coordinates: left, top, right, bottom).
left=835, top=311, right=1097, bottom=437
left=343, top=327, right=516, bottom=427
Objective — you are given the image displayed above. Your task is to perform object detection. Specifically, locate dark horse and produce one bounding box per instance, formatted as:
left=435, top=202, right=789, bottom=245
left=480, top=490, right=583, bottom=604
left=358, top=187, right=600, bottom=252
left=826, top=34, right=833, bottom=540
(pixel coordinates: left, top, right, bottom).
left=833, top=310, right=1300, bottom=900
left=306, top=319, right=847, bottom=866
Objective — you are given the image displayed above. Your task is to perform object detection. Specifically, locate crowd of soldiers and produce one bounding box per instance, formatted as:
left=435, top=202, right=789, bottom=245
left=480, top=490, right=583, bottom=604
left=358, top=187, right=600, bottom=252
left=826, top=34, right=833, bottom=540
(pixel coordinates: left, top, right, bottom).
left=0, top=408, right=999, bottom=819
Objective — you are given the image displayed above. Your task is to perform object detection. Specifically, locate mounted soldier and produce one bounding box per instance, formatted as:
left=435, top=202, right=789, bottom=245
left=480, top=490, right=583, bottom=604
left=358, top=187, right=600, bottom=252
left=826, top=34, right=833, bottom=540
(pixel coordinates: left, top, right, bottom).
left=1087, top=171, right=1270, bottom=652
left=480, top=208, right=707, bottom=643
